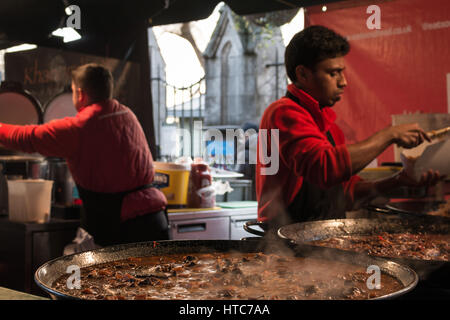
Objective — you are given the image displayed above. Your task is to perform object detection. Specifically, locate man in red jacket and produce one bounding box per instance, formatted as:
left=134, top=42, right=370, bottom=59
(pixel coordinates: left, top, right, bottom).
left=256, top=25, right=440, bottom=231
left=0, top=63, right=168, bottom=246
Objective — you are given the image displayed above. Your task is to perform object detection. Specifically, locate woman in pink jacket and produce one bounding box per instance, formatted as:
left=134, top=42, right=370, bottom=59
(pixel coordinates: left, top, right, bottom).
left=0, top=63, right=168, bottom=246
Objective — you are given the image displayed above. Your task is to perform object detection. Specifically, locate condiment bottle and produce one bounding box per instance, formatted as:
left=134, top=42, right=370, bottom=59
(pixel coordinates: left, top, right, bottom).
left=187, top=163, right=215, bottom=208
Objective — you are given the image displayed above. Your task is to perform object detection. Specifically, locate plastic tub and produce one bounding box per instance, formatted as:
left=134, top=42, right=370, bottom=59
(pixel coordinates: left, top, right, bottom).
left=153, top=162, right=191, bottom=208
left=7, top=179, right=53, bottom=223
left=359, top=166, right=401, bottom=181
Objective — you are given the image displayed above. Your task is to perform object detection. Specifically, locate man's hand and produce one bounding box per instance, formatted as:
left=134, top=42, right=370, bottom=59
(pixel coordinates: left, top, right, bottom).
left=395, top=169, right=443, bottom=188
left=347, top=123, right=430, bottom=175
left=389, top=123, right=431, bottom=149
left=351, top=169, right=444, bottom=211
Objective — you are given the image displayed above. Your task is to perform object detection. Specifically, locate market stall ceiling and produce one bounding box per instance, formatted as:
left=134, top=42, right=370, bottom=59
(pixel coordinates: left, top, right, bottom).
left=0, top=0, right=343, bottom=50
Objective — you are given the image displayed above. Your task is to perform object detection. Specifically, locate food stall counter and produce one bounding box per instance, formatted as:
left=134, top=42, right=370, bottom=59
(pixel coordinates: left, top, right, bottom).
left=0, top=286, right=48, bottom=300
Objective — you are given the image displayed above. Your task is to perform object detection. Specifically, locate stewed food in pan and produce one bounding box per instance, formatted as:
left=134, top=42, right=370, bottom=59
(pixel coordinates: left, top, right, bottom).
left=53, top=251, right=404, bottom=300
left=310, top=233, right=450, bottom=261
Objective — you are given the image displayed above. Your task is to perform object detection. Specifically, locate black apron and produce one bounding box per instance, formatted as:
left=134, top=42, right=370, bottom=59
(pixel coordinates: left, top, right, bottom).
left=270, top=91, right=346, bottom=229
left=77, top=183, right=168, bottom=246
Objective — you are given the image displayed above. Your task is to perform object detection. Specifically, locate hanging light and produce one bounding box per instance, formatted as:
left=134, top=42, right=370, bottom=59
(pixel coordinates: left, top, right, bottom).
left=51, top=27, right=81, bottom=43
left=5, top=44, right=37, bottom=53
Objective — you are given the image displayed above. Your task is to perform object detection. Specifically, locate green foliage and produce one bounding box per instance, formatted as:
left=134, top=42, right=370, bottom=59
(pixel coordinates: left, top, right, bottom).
left=230, top=10, right=282, bottom=51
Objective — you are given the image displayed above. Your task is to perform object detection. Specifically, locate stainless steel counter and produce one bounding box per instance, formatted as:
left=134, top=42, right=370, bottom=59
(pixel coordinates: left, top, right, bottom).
left=167, top=202, right=258, bottom=240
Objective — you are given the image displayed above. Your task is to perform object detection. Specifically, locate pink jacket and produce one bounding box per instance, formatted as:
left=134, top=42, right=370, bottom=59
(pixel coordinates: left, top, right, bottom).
left=0, top=99, right=167, bottom=221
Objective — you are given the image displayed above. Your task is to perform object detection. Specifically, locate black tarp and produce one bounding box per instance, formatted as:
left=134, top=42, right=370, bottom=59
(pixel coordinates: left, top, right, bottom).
left=0, top=0, right=342, bottom=156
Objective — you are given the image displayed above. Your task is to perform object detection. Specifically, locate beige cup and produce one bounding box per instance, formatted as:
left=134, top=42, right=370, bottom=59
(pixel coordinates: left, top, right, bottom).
left=7, top=179, right=54, bottom=223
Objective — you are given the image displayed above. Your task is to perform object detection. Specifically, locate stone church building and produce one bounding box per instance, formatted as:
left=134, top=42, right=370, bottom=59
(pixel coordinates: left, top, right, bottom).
left=148, top=29, right=167, bottom=152
left=203, top=5, right=287, bottom=128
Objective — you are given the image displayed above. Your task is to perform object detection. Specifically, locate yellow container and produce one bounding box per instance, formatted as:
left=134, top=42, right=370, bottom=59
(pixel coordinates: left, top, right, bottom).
left=153, top=162, right=191, bottom=207
left=359, top=166, right=401, bottom=181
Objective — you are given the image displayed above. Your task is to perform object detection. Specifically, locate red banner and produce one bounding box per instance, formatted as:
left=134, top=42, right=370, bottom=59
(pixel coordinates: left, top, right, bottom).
left=307, top=0, right=450, bottom=163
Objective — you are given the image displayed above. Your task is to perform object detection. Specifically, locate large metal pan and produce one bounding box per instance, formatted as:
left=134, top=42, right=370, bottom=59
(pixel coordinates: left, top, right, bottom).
left=277, top=216, right=450, bottom=283
left=367, top=200, right=449, bottom=218
left=386, top=200, right=448, bottom=217
left=35, top=239, right=418, bottom=300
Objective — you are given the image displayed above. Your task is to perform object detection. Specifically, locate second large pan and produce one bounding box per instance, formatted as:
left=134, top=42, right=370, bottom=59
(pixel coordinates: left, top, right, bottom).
left=277, top=216, right=450, bottom=282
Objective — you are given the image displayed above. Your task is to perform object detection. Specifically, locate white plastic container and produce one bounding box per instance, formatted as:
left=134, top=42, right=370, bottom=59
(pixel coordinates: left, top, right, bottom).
left=401, top=138, right=450, bottom=182
left=7, top=179, right=54, bottom=223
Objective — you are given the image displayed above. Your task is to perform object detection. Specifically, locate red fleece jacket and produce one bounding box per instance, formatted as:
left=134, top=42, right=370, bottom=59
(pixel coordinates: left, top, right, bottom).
left=256, top=84, right=361, bottom=222
left=0, top=99, right=167, bottom=221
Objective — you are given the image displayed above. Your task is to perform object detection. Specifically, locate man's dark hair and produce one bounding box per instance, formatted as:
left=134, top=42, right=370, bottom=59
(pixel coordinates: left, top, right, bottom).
left=71, top=63, right=114, bottom=102
left=285, top=25, right=350, bottom=83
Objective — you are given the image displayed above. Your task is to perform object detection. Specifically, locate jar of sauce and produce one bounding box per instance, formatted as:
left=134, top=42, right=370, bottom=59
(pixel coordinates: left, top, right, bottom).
left=187, top=163, right=215, bottom=208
